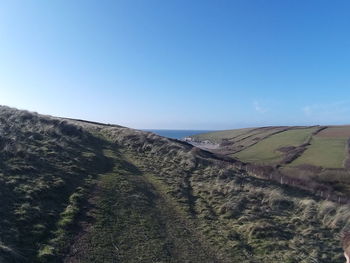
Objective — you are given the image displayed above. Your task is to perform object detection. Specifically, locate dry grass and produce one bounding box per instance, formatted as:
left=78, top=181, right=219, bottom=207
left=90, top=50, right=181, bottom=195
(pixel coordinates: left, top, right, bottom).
left=317, top=126, right=350, bottom=138
left=0, top=106, right=348, bottom=263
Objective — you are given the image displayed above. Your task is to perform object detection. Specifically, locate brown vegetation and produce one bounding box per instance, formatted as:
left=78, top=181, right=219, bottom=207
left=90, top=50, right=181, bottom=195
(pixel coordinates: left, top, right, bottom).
left=317, top=126, right=350, bottom=138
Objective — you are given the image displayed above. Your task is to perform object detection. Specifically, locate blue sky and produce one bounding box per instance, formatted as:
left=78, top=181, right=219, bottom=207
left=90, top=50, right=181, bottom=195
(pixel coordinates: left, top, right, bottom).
left=1, top=0, right=350, bottom=129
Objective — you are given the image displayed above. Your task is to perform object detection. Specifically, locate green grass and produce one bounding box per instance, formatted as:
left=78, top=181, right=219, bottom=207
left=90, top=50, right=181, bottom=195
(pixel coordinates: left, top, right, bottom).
left=105, top=129, right=345, bottom=263
left=291, top=137, right=347, bottom=168
left=66, top=170, right=173, bottom=262
left=0, top=106, right=348, bottom=263
left=226, top=127, right=290, bottom=151
left=191, top=127, right=293, bottom=155
left=191, top=128, right=255, bottom=143
left=233, top=128, right=316, bottom=164
left=230, top=127, right=284, bottom=141
left=65, top=148, right=218, bottom=263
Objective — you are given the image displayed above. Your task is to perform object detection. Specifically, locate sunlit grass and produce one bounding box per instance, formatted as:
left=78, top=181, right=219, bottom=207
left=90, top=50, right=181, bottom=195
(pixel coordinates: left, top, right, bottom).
left=191, top=128, right=255, bottom=143
left=233, top=128, right=316, bottom=164
left=291, top=137, right=347, bottom=168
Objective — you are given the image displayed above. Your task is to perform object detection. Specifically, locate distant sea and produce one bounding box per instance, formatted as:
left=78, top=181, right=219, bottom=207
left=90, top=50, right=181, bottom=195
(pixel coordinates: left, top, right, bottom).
left=144, top=130, right=213, bottom=140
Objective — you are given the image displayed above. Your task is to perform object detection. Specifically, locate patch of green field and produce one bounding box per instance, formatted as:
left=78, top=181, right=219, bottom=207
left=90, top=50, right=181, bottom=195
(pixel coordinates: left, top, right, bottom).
left=291, top=137, right=347, bottom=168
left=191, top=128, right=255, bottom=143
left=228, top=127, right=290, bottom=151
left=234, top=128, right=317, bottom=164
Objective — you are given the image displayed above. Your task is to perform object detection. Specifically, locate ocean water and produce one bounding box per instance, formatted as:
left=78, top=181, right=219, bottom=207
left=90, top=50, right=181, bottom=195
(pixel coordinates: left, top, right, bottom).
left=144, top=130, right=213, bottom=139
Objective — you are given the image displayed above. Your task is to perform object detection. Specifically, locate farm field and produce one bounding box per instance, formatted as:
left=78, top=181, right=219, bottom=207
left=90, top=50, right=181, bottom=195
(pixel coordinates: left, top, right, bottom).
left=190, top=128, right=255, bottom=143
left=190, top=125, right=350, bottom=197
left=233, top=127, right=317, bottom=164
left=291, top=135, right=348, bottom=169
left=190, top=125, right=350, bottom=169
left=317, top=126, right=350, bottom=138
left=224, top=126, right=279, bottom=142
left=191, top=126, right=293, bottom=155
left=227, top=126, right=289, bottom=148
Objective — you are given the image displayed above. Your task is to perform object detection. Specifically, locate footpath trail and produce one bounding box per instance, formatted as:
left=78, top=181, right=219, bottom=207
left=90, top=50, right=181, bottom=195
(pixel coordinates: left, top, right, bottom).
left=64, top=145, right=219, bottom=263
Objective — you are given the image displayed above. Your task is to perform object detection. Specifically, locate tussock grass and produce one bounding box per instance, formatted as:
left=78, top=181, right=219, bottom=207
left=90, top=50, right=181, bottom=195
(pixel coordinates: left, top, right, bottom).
left=0, top=106, right=348, bottom=263
left=263, top=188, right=294, bottom=210
left=0, top=106, right=112, bottom=261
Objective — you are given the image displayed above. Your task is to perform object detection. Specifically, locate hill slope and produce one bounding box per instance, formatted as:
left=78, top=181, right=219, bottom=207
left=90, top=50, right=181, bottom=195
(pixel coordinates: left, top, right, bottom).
left=189, top=126, right=350, bottom=198
left=0, top=106, right=349, bottom=262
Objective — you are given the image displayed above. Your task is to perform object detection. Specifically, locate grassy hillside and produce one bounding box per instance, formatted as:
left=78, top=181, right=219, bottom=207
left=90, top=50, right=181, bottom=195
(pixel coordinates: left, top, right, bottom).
left=0, top=106, right=349, bottom=262
left=318, top=126, right=350, bottom=138
left=190, top=125, right=350, bottom=169
left=0, top=106, right=116, bottom=262
left=292, top=137, right=347, bottom=168
left=190, top=126, right=291, bottom=154
left=189, top=126, right=350, bottom=196
left=191, top=128, right=255, bottom=143
left=234, top=127, right=317, bottom=164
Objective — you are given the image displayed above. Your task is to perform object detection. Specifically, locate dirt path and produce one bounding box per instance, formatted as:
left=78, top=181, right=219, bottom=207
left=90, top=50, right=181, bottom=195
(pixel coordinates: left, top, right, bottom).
left=64, top=146, right=220, bottom=263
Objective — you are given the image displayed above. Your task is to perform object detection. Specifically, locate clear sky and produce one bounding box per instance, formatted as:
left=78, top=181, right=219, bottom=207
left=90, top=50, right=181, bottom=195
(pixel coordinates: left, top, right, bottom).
left=1, top=0, right=350, bottom=129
